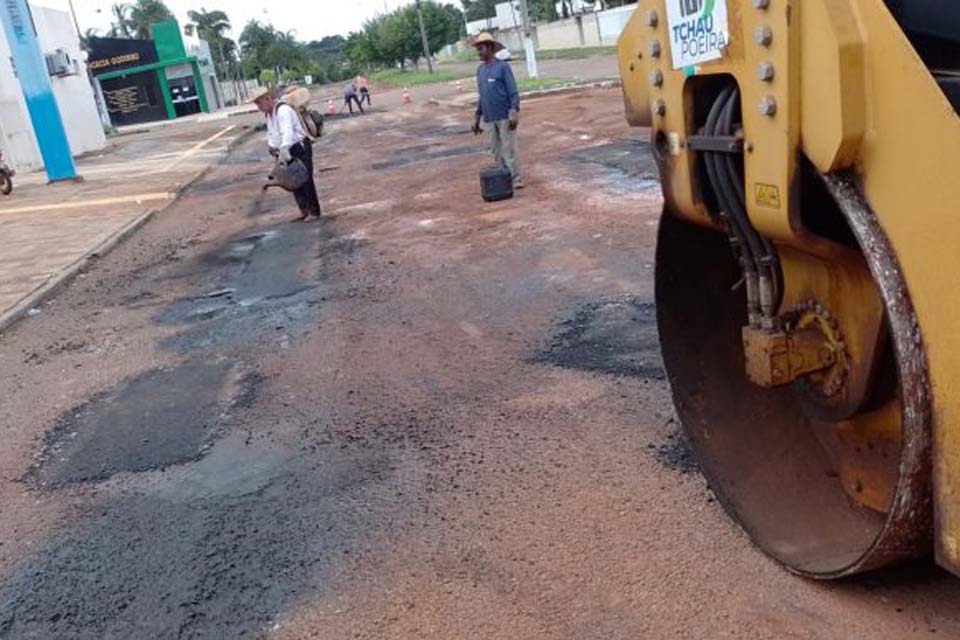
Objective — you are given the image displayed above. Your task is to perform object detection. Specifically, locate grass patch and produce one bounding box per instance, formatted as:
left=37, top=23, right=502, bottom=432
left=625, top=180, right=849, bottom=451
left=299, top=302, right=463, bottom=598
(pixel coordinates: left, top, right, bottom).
left=535, top=45, right=616, bottom=60
left=370, top=68, right=470, bottom=87
left=516, top=77, right=570, bottom=92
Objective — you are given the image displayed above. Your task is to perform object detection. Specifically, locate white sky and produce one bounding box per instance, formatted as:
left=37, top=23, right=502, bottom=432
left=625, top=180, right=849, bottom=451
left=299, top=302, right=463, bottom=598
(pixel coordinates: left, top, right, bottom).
left=33, top=0, right=412, bottom=42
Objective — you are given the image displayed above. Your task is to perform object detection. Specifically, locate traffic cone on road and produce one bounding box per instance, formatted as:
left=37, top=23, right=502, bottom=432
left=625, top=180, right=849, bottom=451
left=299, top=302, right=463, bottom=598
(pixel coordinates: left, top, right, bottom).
left=326, top=99, right=337, bottom=116
left=402, top=87, right=412, bottom=104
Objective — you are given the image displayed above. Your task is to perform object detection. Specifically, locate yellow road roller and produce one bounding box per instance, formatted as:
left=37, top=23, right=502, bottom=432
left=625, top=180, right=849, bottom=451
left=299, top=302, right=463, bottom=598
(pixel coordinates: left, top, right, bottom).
left=618, top=0, right=960, bottom=578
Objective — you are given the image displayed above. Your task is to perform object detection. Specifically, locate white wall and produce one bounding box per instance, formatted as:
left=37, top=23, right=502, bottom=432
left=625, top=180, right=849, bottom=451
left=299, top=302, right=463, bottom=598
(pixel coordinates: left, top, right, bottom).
left=597, top=4, right=635, bottom=43
left=0, top=4, right=105, bottom=173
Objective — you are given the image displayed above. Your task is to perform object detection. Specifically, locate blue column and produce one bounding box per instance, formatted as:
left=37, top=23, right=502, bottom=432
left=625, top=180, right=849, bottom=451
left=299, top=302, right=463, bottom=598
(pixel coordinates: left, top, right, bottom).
left=0, top=0, right=77, bottom=181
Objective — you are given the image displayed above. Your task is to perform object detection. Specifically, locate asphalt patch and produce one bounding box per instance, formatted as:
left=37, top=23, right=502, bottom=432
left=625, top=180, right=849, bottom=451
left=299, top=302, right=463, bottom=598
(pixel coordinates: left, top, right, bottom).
left=653, top=428, right=699, bottom=475
left=27, top=361, right=236, bottom=488
left=157, top=225, right=333, bottom=353
left=371, top=144, right=482, bottom=171
left=565, top=139, right=660, bottom=194
left=0, top=443, right=398, bottom=639
left=534, top=296, right=665, bottom=379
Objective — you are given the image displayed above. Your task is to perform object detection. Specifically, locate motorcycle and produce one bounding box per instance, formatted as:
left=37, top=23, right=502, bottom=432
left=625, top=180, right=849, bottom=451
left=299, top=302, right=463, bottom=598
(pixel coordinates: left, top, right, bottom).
left=0, top=151, right=13, bottom=196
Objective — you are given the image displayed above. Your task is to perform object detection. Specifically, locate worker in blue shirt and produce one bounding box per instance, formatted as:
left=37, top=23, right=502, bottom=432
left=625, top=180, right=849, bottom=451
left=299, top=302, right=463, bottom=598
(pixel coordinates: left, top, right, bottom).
left=472, top=32, right=523, bottom=189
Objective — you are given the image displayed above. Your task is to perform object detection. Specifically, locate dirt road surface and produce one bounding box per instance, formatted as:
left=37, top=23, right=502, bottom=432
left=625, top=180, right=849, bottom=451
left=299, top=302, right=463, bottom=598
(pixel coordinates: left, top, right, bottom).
left=1, top=88, right=958, bottom=639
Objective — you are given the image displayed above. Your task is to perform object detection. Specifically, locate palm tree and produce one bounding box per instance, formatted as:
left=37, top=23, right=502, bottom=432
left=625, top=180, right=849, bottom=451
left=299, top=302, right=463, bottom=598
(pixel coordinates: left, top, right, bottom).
left=109, top=3, right=133, bottom=38
left=187, top=9, right=235, bottom=80
left=128, top=0, right=175, bottom=39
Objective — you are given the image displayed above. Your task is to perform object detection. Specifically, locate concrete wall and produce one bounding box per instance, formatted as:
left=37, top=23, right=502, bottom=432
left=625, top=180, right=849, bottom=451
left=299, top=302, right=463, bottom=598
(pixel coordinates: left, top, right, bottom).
left=536, top=5, right=635, bottom=50
left=0, top=4, right=105, bottom=173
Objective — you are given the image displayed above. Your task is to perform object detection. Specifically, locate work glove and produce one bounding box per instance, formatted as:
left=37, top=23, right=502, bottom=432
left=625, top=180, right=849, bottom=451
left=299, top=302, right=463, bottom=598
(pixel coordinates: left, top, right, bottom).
left=508, top=110, right=519, bottom=131
left=472, top=115, right=483, bottom=136
left=278, top=146, right=292, bottom=164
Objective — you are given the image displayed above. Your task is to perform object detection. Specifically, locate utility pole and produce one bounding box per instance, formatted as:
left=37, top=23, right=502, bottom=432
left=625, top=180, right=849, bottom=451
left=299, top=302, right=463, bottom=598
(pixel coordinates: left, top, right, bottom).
left=414, top=0, right=434, bottom=74
left=516, top=0, right=539, bottom=79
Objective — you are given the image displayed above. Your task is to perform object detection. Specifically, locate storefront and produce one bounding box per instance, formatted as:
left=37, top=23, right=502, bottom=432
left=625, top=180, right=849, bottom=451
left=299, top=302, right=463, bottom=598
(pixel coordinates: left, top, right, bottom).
left=88, top=20, right=212, bottom=126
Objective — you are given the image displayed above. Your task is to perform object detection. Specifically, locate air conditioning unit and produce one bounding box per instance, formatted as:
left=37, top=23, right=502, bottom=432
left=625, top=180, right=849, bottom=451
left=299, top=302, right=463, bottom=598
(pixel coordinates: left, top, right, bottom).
left=45, top=49, right=76, bottom=78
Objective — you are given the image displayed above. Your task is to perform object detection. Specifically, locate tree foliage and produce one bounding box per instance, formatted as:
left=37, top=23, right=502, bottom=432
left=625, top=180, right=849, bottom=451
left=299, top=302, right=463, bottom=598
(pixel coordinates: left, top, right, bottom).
left=239, top=20, right=354, bottom=85
left=344, top=1, right=463, bottom=71
left=128, top=0, right=174, bottom=39
left=186, top=9, right=237, bottom=80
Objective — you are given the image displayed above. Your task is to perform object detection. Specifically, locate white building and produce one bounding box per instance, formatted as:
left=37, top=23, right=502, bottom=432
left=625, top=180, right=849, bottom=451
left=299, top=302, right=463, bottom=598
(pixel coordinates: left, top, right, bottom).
left=0, top=3, right=105, bottom=173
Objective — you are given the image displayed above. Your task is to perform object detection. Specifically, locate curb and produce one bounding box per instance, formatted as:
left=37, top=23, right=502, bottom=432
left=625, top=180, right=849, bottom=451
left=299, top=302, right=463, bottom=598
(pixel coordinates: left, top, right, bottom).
left=0, top=125, right=259, bottom=334
left=439, top=78, right=621, bottom=110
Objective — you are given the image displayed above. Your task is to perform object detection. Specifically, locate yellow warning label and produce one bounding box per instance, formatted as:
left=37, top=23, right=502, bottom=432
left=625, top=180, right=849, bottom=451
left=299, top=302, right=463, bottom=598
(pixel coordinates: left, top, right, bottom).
left=755, top=183, right=781, bottom=209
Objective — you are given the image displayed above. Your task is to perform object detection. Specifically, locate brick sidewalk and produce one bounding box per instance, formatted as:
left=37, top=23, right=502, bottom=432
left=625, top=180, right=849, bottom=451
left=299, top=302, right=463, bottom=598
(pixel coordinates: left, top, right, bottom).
left=0, top=115, right=259, bottom=330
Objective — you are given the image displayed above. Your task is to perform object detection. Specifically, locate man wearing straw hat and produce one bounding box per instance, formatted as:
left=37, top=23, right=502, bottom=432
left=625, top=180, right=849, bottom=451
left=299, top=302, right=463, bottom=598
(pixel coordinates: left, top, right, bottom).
left=249, top=86, right=322, bottom=222
left=472, top=32, right=523, bottom=189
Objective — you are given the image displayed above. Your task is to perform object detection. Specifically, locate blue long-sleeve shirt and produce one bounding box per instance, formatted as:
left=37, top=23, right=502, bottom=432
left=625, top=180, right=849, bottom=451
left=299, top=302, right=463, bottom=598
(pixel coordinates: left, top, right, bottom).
left=476, top=60, right=520, bottom=123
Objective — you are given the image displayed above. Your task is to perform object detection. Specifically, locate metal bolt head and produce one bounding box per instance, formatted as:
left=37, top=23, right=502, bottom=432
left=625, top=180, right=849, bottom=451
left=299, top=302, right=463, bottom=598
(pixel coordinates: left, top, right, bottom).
left=755, top=25, right=773, bottom=47
left=757, top=62, right=775, bottom=82
left=758, top=95, right=778, bottom=116
left=653, top=99, right=666, bottom=116
left=649, top=69, right=664, bottom=87
left=649, top=40, right=662, bottom=58
left=645, top=9, right=659, bottom=28
left=753, top=0, right=770, bottom=8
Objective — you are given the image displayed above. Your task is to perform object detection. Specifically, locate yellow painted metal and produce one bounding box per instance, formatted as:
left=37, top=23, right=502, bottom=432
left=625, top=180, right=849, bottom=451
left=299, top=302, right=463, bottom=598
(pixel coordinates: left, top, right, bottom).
left=618, top=0, right=960, bottom=574
left=839, top=0, right=960, bottom=574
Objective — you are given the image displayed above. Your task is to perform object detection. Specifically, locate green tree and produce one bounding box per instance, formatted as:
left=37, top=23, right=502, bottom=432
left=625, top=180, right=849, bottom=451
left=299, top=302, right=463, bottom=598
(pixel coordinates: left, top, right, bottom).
left=460, top=0, right=496, bottom=21
left=186, top=9, right=237, bottom=80
left=239, top=20, right=280, bottom=78
left=128, top=0, right=174, bottom=39
left=528, top=0, right=559, bottom=22
left=109, top=3, right=133, bottom=38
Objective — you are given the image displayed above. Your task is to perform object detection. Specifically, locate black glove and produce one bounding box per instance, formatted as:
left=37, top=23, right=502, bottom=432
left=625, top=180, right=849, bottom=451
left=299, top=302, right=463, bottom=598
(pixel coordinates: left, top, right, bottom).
left=472, top=116, right=483, bottom=136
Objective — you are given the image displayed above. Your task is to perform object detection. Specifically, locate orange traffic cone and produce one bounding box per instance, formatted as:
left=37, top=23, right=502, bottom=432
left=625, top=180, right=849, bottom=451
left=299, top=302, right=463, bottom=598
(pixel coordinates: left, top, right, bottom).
left=402, top=87, right=412, bottom=104
left=326, top=99, right=337, bottom=116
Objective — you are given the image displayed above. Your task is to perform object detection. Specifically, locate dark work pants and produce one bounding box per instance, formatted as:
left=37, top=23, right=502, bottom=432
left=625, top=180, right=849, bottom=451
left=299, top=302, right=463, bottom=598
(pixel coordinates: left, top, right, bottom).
left=359, top=87, right=371, bottom=106
left=290, top=138, right=320, bottom=216
left=345, top=94, right=364, bottom=114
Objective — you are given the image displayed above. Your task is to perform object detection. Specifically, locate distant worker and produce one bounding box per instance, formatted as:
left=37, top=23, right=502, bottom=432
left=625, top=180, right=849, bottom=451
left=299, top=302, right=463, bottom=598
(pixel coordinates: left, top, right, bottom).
left=472, top=32, right=522, bottom=189
left=356, top=73, right=371, bottom=107
left=250, top=87, right=321, bottom=222
left=343, top=81, right=364, bottom=115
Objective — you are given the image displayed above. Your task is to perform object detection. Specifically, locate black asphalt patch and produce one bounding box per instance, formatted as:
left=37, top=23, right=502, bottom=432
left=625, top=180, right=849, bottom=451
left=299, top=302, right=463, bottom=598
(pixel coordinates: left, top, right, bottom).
left=27, top=361, right=235, bottom=488
left=534, top=296, right=665, bottom=379
left=371, top=144, right=482, bottom=170
left=653, top=429, right=699, bottom=475
left=565, top=139, right=660, bottom=194
left=1, top=442, right=400, bottom=639
left=157, top=226, right=329, bottom=353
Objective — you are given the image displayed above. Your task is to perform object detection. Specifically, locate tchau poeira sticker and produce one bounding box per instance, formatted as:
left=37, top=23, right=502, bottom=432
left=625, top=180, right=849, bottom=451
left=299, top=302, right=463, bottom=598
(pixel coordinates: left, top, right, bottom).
left=665, top=0, right=730, bottom=70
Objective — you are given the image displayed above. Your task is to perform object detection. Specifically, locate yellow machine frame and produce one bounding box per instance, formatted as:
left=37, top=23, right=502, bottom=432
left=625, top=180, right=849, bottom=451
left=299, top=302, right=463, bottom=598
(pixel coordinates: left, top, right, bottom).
left=619, top=0, right=960, bottom=576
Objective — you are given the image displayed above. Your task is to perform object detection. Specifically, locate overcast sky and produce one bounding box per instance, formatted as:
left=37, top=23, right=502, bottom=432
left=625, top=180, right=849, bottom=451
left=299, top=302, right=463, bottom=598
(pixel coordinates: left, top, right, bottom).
left=33, top=0, right=409, bottom=42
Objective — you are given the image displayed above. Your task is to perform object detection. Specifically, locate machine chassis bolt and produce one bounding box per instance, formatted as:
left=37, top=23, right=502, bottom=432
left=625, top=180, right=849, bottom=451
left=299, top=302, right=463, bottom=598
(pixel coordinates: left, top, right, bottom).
left=753, top=0, right=770, bottom=8
left=649, top=69, right=664, bottom=87
left=755, top=25, right=774, bottom=47
left=645, top=9, right=659, bottom=28
left=758, top=62, right=775, bottom=82
left=649, top=40, right=662, bottom=59
left=653, top=99, right=667, bottom=116
left=758, top=95, right=778, bottom=117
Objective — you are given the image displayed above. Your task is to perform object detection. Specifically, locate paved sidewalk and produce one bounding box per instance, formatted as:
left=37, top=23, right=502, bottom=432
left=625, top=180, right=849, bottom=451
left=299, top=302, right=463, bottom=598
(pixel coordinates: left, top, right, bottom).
left=0, top=114, right=260, bottom=328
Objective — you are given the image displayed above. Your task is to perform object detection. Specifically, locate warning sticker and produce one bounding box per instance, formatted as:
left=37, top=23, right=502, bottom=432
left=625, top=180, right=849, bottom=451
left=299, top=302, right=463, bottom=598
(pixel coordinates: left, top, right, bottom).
left=755, top=183, right=781, bottom=209
left=665, top=0, right=730, bottom=70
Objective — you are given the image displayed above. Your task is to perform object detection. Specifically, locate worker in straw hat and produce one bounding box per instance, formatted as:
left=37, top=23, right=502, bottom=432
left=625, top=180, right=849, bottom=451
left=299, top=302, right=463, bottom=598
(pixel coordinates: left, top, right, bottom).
left=472, top=32, right=523, bottom=189
left=249, top=86, right=322, bottom=222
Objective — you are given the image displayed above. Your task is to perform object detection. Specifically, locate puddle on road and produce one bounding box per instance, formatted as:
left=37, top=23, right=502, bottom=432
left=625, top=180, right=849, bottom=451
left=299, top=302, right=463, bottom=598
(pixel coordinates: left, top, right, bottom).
left=565, top=139, right=660, bottom=194
left=534, top=296, right=665, bottom=379
left=26, top=361, right=253, bottom=488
